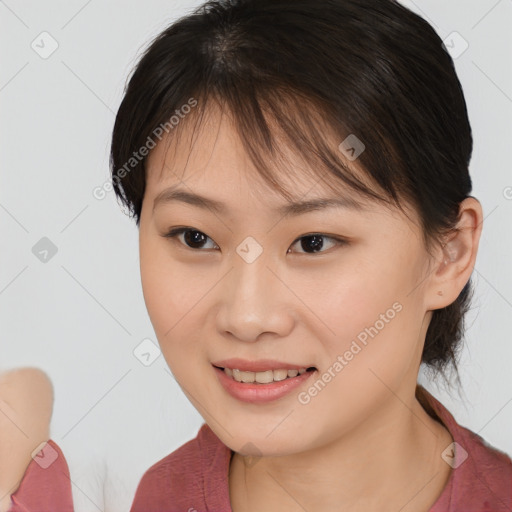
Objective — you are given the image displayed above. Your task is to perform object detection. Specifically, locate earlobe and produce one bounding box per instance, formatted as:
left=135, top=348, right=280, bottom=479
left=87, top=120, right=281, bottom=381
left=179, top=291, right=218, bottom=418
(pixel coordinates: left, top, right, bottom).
left=425, top=197, right=483, bottom=310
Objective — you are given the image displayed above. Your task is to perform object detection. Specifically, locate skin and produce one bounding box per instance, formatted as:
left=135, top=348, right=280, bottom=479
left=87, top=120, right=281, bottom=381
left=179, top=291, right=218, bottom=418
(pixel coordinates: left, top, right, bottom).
left=139, top=103, right=483, bottom=511
left=0, top=368, right=53, bottom=512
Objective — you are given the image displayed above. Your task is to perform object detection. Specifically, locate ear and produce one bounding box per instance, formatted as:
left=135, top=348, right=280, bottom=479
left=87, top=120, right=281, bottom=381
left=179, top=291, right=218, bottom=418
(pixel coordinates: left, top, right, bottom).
left=424, top=197, right=483, bottom=311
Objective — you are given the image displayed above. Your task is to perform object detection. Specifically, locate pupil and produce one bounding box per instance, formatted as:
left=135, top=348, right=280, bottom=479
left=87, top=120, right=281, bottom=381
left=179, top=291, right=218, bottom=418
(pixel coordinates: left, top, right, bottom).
left=302, top=235, right=323, bottom=253
left=185, top=230, right=206, bottom=248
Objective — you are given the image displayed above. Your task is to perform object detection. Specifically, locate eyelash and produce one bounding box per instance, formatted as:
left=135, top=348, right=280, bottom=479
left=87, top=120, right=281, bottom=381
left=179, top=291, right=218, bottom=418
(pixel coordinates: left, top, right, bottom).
left=161, top=227, right=348, bottom=255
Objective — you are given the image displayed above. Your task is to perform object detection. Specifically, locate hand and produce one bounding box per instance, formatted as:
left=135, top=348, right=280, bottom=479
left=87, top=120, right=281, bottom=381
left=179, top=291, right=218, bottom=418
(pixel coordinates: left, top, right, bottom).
left=0, top=368, right=53, bottom=512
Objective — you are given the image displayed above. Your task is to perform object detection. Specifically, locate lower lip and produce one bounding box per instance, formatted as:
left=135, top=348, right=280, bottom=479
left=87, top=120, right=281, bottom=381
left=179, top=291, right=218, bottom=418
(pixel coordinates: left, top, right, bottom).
left=213, top=366, right=316, bottom=404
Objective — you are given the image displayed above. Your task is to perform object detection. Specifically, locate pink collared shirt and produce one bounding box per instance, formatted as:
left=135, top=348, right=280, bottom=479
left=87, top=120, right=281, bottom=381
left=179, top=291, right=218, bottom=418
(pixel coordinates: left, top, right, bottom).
left=130, top=387, right=512, bottom=511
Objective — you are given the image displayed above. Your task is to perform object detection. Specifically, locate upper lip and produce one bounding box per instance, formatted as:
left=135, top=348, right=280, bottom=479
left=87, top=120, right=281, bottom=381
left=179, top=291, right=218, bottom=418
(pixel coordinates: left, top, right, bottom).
left=212, top=358, right=316, bottom=372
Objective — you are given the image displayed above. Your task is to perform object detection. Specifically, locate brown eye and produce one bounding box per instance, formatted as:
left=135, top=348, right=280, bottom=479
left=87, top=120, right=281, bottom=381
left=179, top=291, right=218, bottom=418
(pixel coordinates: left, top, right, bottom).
left=288, top=234, right=347, bottom=254
left=162, top=227, right=219, bottom=250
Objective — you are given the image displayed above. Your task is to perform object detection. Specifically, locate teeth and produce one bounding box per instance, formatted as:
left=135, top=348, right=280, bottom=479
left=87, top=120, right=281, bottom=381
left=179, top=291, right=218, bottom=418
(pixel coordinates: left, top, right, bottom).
left=224, top=367, right=310, bottom=383
left=273, top=369, right=288, bottom=381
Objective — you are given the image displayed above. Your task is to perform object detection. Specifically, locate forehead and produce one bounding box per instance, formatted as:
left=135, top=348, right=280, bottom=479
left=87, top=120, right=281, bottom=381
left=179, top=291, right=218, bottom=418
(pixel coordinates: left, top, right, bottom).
left=144, top=101, right=376, bottom=209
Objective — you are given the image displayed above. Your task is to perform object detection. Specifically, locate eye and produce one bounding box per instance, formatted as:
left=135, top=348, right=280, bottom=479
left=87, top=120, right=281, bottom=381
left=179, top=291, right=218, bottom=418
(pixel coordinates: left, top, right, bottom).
left=162, top=227, right=219, bottom=250
left=162, top=227, right=347, bottom=255
left=288, top=233, right=347, bottom=254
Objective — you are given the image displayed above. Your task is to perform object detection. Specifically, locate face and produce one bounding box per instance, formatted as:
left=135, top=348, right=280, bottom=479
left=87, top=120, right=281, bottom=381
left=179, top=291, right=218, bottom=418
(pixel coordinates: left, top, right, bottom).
left=139, top=104, right=436, bottom=457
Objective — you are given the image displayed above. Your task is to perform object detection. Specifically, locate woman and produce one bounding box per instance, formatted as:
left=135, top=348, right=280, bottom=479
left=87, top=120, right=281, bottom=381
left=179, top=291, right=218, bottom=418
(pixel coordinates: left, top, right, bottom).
left=108, top=0, right=512, bottom=509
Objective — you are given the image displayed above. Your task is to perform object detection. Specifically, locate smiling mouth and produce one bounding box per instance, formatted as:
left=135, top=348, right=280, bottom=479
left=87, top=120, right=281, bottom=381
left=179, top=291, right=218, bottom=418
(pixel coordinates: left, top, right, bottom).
left=213, top=365, right=317, bottom=384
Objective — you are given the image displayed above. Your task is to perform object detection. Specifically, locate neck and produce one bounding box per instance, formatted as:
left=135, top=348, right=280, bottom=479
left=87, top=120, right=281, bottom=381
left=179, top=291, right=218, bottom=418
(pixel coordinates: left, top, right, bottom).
left=229, top=386, right=453, bottom=512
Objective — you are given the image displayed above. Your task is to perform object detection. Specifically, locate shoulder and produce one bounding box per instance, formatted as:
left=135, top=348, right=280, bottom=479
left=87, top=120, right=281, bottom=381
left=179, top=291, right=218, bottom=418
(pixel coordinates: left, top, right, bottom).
left=441, top=423, right=512, bottom=509
left=130, top=423, right=233, bottom=512
left=458, top=422, right=512, bottom=479
left=420, top=386, right=512, bottom=508
left=130, top=424, right=212, bottom=511
left=140, top=430, right=203, bottom=484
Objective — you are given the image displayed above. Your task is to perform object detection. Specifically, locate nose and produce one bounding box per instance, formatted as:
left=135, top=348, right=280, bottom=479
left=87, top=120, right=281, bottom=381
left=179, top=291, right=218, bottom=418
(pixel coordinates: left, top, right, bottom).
left=215, top=249, right=295, bottom=343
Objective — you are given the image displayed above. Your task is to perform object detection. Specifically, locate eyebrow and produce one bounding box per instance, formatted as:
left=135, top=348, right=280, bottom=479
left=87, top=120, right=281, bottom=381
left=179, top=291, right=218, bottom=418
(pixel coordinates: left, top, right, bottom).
left=152, top=186, right=367, bottom=217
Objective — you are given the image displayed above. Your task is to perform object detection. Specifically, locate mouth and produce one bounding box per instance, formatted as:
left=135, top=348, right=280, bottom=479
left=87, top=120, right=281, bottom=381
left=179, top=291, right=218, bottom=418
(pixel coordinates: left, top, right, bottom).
left=212, top=364, right=317, bottom=384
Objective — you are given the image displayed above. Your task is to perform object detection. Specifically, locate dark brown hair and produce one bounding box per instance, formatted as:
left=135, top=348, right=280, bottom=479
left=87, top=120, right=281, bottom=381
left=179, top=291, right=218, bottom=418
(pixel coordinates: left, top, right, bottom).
left=110, top=0, right=475, bottom=384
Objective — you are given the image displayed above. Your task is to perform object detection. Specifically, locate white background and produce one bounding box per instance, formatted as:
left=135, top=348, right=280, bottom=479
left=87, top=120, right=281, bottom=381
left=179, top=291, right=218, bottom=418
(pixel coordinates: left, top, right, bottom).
left=1, top=1, right=511, bottom=511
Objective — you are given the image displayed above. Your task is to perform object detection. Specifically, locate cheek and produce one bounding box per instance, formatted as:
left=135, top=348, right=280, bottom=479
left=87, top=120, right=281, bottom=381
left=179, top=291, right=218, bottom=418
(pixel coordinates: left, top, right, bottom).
left=296, top=257, right=401, bottom=338
left=296, top=291, right=420, bottom=443
left=304, top=250, right=424, bottom=378
left=140, top=230, right=190, bottom=319
left=139, top=235, right=185, bottom=341
left=139, top=236, right=214, bottom=374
